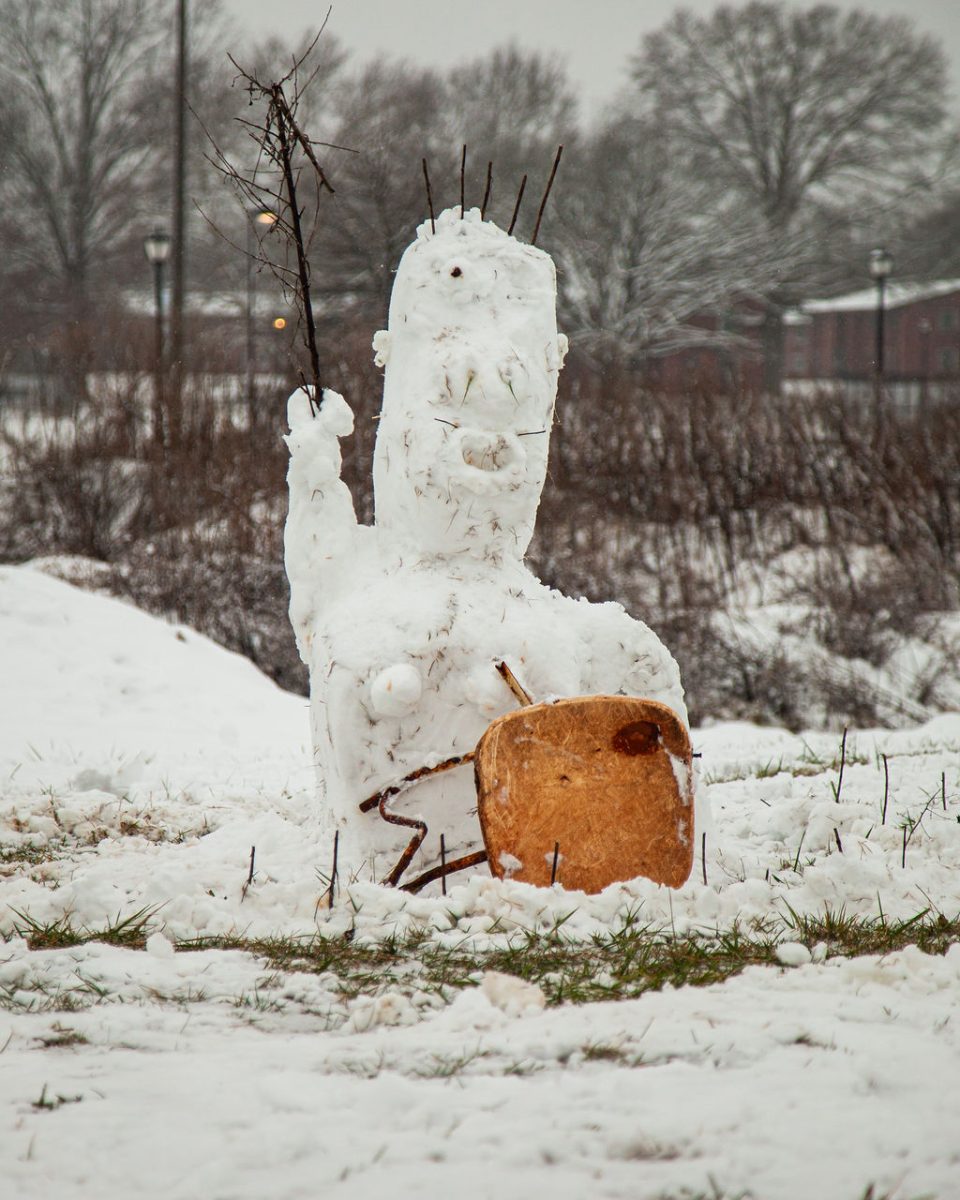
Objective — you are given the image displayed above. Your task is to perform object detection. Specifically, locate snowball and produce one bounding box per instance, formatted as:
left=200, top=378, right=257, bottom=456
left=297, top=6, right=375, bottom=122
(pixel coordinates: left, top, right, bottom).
left=481, top=970, right=546, bottom=1017
left=776, top=942, right=813, bottom=967
left=146, top=931, right=175, bottom=960
left=370, top=664, right=423, bottom=717
left=346, top=990, right=419, bottom=1032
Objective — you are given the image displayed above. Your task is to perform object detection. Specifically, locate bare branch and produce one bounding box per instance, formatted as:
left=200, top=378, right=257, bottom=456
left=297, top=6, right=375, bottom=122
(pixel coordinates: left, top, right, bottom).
left=531, top=144, right=563, bottom=244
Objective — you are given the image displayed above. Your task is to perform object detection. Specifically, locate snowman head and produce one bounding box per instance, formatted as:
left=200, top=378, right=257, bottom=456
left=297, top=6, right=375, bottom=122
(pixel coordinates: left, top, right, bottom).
left=371, top=207, right=568, bottom=562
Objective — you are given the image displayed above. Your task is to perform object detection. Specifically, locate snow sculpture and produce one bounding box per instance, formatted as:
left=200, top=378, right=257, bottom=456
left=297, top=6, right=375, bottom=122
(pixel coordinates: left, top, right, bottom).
left=285, top=207, right=687, bottom=885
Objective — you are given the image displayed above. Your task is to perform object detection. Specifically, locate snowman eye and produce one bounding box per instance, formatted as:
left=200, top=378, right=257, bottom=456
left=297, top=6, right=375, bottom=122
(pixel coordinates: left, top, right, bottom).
left=450, top=266, right=463, bottom=278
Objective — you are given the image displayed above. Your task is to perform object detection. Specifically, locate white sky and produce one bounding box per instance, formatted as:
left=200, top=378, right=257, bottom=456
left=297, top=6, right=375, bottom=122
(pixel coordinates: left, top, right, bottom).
left=221, top=0, right=960, bottom=116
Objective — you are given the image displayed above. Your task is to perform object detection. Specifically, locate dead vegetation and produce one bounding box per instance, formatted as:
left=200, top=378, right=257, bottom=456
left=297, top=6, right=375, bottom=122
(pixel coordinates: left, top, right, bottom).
left=1, top=344, right=958, bottom=721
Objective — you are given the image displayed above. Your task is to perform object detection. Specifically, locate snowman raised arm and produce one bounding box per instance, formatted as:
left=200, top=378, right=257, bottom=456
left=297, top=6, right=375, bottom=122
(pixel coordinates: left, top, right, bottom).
left=284, top=207, right=687, bottom=883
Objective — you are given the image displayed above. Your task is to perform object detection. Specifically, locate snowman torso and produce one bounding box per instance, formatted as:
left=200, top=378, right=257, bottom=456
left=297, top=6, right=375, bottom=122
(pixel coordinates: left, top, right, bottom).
left=284, top=207, right=687, bottom=883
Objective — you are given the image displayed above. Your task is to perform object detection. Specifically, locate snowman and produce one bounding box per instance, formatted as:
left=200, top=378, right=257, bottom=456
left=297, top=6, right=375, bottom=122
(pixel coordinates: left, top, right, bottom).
left=284, top=207, right=687, bottom=886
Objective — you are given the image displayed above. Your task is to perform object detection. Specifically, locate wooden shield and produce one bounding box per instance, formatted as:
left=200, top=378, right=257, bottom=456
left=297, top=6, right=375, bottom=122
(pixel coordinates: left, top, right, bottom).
left=476, top=696, right=694, bottom=893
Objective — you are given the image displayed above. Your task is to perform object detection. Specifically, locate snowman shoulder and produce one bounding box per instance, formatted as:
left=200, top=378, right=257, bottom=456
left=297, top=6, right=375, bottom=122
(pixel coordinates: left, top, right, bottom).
left=562, top=594, right=685, bottom=713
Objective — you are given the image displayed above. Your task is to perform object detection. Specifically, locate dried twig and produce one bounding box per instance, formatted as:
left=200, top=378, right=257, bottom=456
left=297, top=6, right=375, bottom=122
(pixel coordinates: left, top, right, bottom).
left=531, top=144, right=563, bottom=244
left=481, top=160, right=492, bottom=219
left=507, top=174, right=527, bottom=236
left=460, top=144, right=467, bottom=218
left=422, top=158, right=436, bottom=233
left=199, top=29, right=345, bottom=410
left=272, top=96, right=323, bottom=407
left=327, top=830, right=339, bottom=907
left=831, top=727, right=848, bottom=803
left=240, top=845, right=256, bottom=901
left=496, top=661, right=533, bottom=706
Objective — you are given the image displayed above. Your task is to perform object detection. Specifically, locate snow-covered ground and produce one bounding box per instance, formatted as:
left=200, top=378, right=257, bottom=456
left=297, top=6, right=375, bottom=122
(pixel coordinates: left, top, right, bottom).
left=2, top=562, right=960, bottom=1199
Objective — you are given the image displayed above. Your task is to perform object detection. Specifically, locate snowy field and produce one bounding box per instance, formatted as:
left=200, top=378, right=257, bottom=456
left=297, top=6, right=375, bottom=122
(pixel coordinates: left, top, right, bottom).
left=2, top=561, right=960, bottom=1200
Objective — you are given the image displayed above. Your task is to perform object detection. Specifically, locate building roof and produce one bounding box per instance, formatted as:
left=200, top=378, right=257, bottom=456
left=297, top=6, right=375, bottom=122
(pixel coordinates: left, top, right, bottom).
left=800, top=279, right=960, bottom=315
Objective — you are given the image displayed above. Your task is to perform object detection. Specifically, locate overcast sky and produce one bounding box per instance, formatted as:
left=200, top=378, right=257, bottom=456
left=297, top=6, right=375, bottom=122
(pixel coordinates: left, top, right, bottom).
left=221, top=0, right=960, bottom=116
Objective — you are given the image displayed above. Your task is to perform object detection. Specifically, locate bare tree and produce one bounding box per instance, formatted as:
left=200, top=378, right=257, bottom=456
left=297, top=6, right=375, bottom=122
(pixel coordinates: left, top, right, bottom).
left=630, top=2, right=955, bottom=386
left=311, top=59, right=449, bottom=321
left=0, top=1, right=171, bottom=318
left=631, top=2, right=954, bottom=232
left=443, top=45, right=576, bottom=230
left=554, top=115, right=790, bottom=368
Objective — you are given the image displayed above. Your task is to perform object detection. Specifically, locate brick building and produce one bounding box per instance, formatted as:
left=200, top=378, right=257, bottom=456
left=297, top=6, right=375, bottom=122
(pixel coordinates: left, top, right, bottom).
left=784, top=280, right=960, bottom=399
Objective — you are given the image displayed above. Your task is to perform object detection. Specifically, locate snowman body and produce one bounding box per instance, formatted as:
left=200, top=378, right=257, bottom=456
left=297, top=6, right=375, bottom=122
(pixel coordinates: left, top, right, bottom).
left=285, top=208, right=686, bottom=882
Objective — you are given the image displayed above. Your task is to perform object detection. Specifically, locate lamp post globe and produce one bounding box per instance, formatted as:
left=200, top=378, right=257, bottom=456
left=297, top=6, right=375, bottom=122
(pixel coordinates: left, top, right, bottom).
left=143, top=227, right=172, bottom=267
left=869, top=247, right=893, bottom=283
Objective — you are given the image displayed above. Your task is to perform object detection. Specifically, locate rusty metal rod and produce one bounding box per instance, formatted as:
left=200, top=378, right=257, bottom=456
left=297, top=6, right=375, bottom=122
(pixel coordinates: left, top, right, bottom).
left=358, top=753, right=473, bottom=814
left=401, top=850, right=489, bottom=894
left=378, top=792, right=428, bottom=887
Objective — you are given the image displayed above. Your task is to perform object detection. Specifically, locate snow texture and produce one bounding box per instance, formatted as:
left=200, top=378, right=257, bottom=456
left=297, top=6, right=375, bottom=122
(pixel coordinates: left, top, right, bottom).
left=284, top=208, right=687, bottom=883
left=2, top=564, right=960, bottom=1199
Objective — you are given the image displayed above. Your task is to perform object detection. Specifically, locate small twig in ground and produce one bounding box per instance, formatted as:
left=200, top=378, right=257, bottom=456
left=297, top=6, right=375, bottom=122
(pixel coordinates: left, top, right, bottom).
left=240, top=845, right=256, bottom=902
left=904, top=792, right=939, bottom=854
left=481, top=160, right=492, bottom=219
left=507, top=174, right=527, bottom=236
left=831, top=727, right=848, bottom=804
left=882, top=753, right=890, bottom=824
left=551, top=841, right=560, bottom=885
left=327, top=830, right=339, bottom=908
left=531, top=144, right=563, bottom=245
left=422, top=158, right=436, bottom=234
left=701, top=831, right=708, bottom=885
left=943, top=772, right=947, bottom=812
left=460, top=144, right=466, bottom=218
left=792, top=829, right=806, bottom=873
left=440, top=834, right=447, bottom=896
left=902, top=824, right=908, bottom=869
left=833, top=828, right=843, bottom=854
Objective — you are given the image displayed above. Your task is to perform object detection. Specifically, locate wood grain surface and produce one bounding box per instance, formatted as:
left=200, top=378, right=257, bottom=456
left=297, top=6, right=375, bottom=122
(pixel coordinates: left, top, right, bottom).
left=476, top=696, right=694, bottom=892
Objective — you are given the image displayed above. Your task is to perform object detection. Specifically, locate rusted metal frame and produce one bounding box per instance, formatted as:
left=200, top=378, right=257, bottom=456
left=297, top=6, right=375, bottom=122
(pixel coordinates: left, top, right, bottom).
left=400, top=850, right=489, bottom=894
left=357, top=753, right=473, bottom=814
left=356, top=660, right=531, bottom=889
left=377, top=795, right=428, bottom=887
left=358, top=753, right=475, bottom=888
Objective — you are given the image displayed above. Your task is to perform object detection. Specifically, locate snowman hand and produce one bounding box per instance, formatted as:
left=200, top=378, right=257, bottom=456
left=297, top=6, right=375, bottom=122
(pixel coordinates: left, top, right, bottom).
left=286, top=387, right=354, bottom=437
left=370, top=664, right=423, bottom=718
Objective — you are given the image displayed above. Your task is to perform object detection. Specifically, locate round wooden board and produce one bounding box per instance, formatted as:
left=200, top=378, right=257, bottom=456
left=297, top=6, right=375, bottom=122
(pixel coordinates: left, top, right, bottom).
left=476, top=696, right=694, bottom=892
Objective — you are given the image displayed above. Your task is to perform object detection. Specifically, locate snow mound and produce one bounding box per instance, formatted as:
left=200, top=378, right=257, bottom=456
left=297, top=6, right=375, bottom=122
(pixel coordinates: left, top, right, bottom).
left=0, top=561, right=311, bottom=782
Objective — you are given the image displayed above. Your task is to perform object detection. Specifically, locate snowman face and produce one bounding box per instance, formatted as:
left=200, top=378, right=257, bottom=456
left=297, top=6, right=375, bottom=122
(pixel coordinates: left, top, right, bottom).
left=372, top=208, right=567, bottom=560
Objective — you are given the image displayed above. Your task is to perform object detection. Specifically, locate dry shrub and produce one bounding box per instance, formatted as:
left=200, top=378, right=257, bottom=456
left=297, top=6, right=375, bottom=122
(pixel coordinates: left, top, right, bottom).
left=2, top=340, right=958, bottom=727
left=0, top=372, right=304, bottom=691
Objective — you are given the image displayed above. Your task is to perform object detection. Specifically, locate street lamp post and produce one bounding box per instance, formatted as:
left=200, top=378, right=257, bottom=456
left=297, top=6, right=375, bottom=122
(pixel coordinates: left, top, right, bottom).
left=869, top=246, right=893, bottom=419
left=245, top=208, right=278, bottom=420
left=917, top=316, right=931, bottom=405
left=143, top=227, right=171, bottom=445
